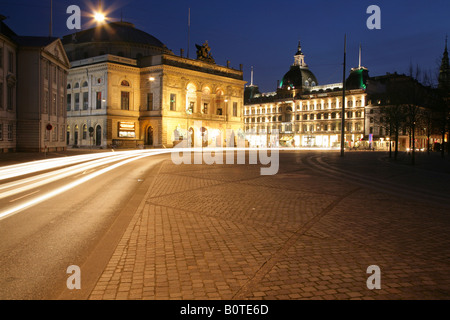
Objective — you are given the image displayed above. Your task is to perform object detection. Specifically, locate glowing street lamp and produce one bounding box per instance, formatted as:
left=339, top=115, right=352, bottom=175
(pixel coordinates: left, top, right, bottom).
left=94, top=11, right=106, bottom=23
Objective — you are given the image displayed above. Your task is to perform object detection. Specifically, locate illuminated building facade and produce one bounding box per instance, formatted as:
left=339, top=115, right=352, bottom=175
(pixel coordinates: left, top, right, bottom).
left=1, top=16, right=70, bottom=153
left=63, top=21, right=245, bottom=149
left=244, top=42, right=369, bottom=149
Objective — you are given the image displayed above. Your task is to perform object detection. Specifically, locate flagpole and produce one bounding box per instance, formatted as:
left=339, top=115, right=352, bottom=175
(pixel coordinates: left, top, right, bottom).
left=49, top=0, right=52, bottom=37
left=187, top=8, right=191, bottom=59
left=340, top=34, right=347, bottom=157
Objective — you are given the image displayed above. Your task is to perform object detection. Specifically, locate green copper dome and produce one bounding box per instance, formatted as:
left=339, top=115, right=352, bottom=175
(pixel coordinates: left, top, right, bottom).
left=279, top=66, right=318, bottom=90
left=346, top=67, right=369, bottom=90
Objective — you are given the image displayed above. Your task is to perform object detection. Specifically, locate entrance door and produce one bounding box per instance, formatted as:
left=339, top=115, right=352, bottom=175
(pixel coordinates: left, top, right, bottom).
left=147, top=126, right=154, bottom=146
left=74, top=130, right=78, bottom=146
left=96, top=126, right=102, bottom=146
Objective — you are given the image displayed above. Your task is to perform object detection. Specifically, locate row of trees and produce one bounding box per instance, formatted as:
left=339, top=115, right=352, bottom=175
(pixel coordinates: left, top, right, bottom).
left=369, top=72, right=449, bottom=165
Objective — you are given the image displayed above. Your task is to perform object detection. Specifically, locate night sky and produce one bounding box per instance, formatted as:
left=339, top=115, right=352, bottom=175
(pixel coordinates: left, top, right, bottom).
left=1, top=0, right=449, bottom=92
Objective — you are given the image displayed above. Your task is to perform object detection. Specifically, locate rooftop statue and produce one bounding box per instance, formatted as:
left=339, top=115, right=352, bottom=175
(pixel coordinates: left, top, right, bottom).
left=195, top=41, right=215, bottom=63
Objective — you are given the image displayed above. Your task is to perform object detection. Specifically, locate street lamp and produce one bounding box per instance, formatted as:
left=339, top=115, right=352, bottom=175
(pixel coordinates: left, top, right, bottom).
left=94, top=12, right=105, bottom=23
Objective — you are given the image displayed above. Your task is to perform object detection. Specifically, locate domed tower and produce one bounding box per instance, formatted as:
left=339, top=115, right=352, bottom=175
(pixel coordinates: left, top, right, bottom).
left=278, top=41, right=318, bottom=94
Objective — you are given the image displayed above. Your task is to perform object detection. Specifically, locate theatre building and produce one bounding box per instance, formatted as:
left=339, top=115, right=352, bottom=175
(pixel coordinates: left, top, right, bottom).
left=63, top=21, right=245, bottom=149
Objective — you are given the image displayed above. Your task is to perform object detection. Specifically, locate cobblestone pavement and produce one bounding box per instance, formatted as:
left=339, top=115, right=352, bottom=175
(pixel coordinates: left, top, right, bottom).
left=87, top=151, right=450, bottom=300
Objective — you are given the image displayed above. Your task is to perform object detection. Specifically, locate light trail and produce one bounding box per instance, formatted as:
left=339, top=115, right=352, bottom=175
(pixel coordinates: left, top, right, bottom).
left=0, top=150, right=168, bottom=221
left=0, top=152, right=121, bottom=181
left=0, top=152, right=146, bottom=200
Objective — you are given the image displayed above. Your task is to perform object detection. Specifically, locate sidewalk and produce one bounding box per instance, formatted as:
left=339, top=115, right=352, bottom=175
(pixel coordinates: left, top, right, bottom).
left=84, top=151, right=450, bottom=300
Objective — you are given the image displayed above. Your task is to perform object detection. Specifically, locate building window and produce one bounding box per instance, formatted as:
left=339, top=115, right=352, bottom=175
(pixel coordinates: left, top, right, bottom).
left=202, top=103, right=208, bottom=114
left=7, top=123, right=13, bottom=141
left=44, top=61, right=48, bottom=80
left=8, top=51, right=14, bottom=73
left=6, top=85, right=14, bottom=111
left=53, top=125, right=58, bottom=141
left=73, top=93, right=79, bottom=111
left=60, top=96, right=64, bottom=116
left=0, top=48, right=3, bottom=70
left=67, top=94, right=72, bottom=111
left=83, top=92, right=89, bottom=110
left=96, top=92, right=102, bottom=109
left=43, top=91, right=49, bottom=113
left=52, top=93, right=57, bottom=115
left=0, top=123, right=3, bottom=140
left=188, top=101, right=194, bottom=114
left=170, top=94, right=176, bottom=111
left=83, top=125, right=87, bottom=140
left=121, top=91, right=130, bottom=110
left=0, top=82, right=3, bottom=109
left=147, top=93, right=153, bottom=111
left=121, top=80, right=130, bottom=87
left=233, top=102, right=238, bottom=117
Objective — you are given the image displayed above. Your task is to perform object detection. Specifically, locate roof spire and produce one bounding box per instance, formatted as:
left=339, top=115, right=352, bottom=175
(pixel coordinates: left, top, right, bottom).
left=294, top=40, right=306, bottom=67
left=445, top=34, right=448, bottom=53
left=250, top=66, right=254, bottom=86
left=358, top=43, right=362, bottom=68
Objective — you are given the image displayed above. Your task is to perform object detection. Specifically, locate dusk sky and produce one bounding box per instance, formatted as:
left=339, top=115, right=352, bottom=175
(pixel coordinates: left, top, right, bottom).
left=1, top=0, right=449, bottom=92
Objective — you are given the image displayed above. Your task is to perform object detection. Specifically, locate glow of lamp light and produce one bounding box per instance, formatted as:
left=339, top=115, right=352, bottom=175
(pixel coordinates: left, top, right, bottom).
left=94, top=11, right=105, bottom=22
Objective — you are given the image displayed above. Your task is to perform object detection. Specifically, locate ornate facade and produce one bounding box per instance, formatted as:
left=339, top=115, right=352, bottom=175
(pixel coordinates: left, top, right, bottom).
left=63, top=22, right=245, bottom=149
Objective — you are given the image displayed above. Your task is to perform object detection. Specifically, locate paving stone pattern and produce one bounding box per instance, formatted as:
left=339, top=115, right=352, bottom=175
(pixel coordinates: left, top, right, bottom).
left=88, top=152, right=450, bottom=300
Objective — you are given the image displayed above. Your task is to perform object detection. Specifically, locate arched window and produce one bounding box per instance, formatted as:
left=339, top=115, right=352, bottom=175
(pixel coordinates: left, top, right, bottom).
left=82, top=124, right=87, bottom=140
left=67, top=83, right=71, bottom=89
left=82, top=81, right=88, bottom=87
left=74, top=82, right=80, bottom=89
left=121, top=80, right=130, bottom=87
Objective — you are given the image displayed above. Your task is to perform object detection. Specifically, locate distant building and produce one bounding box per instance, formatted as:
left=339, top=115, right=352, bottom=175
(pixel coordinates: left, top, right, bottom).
left=244, top=42, right=368, bottom=149
left=63, top=21, right=245, bottom=149
left=0, top=16, right=70, bottom=153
